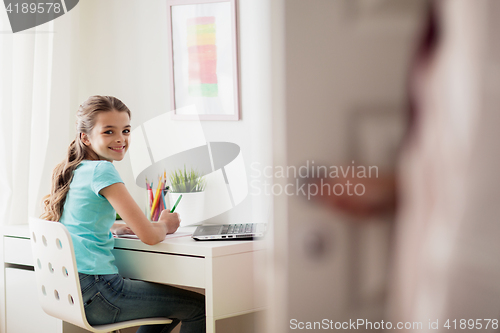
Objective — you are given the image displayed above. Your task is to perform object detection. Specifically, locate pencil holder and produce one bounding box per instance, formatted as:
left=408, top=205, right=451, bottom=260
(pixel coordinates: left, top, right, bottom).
left=146, top=188, right=170, bottom=222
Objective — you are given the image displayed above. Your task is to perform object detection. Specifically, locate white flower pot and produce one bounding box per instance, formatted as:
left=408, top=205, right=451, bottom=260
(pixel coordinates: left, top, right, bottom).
left=168, top=192, right=206, bottom=227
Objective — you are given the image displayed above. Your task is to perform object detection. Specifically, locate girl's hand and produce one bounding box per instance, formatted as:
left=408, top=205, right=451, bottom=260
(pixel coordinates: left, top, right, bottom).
left=158, top=210, right=180, bottom=234
left=101, top=183, right=179, bottom=245
left=111, top=223, right=135, bottom=236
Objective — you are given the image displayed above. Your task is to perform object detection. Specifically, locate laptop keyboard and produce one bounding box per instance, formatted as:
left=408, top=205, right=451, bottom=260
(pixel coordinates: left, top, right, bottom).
left=221, top=223, right=258, bottom=235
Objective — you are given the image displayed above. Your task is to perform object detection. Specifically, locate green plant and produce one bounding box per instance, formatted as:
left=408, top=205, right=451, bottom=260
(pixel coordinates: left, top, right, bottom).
left=169, top=166, right=206, bottom=193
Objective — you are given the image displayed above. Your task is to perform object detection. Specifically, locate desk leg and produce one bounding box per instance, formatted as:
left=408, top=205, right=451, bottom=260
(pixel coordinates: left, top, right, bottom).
left=205, top=251, right=263, bottom=333
left=206, top=315, right=216, bottom=333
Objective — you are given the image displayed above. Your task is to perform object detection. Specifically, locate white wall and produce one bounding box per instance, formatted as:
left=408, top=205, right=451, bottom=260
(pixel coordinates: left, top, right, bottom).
left=65, top=0, right=273, bottom=224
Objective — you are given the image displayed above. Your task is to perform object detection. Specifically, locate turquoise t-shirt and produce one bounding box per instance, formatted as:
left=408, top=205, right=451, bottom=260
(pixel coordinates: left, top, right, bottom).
left=60, top=160, right=123, bottom=274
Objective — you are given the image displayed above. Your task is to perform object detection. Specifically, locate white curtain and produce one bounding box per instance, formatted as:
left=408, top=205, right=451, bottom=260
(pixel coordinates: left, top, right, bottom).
left=0, top=14, right=78, bottom=226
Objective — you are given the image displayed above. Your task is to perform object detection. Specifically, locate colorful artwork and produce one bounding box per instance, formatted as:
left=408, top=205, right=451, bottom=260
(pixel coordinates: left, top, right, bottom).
left=168, top=0, right=239, bottom=120
left=187, top=17, right=218, bottom=97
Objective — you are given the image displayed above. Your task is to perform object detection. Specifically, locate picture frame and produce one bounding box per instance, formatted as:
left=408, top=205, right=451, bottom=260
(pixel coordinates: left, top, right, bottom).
left=166, top=0, right=240, bottom=120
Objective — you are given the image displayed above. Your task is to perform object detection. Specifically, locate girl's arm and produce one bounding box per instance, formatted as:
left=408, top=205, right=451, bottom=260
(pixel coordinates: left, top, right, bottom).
left=100, top=182, right=180, bottom=245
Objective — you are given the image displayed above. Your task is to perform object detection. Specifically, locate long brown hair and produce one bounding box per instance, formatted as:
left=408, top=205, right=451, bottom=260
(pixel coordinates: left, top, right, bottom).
left=40, top=96, right=131, bottom=221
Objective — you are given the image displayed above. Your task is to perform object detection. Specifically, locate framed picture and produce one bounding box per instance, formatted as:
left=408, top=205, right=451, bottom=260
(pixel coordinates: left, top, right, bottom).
left=166, top=0, right=240, bottom=120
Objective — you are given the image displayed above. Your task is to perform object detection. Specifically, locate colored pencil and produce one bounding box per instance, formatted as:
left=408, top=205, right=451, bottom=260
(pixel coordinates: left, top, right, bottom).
left=150, top=176, right=163, bottom=219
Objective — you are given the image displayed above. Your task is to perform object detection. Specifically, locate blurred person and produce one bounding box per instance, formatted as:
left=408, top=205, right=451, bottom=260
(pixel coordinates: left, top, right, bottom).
left=314, top=0, right=500, bottom=331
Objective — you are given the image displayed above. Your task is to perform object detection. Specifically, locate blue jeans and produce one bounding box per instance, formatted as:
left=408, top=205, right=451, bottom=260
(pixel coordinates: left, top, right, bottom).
left=79, top=273, right=206, bottom=333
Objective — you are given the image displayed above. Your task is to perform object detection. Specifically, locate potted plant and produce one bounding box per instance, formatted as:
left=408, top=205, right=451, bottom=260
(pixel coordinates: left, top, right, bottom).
left=169, top=166, right=206, bottom=193
left=168, top=166, right=206, bottom=226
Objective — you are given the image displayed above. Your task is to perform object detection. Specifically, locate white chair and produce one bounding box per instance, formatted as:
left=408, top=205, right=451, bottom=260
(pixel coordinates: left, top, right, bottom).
left=29, top=217, right=172, bottom=333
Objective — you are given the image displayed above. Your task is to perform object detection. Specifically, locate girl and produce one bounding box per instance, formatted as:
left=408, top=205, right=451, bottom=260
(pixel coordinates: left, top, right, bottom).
left=41, top=95, right=206, bottom=333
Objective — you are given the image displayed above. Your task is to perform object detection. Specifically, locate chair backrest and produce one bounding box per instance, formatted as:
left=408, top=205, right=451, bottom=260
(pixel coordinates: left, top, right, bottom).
left=29, top=217, right=90, bottom=329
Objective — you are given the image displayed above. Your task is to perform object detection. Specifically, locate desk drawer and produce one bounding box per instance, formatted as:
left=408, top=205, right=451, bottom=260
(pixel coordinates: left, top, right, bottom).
left=112, top=249, right=205, bottom=289
left=4, top=237, right=34, bottom=266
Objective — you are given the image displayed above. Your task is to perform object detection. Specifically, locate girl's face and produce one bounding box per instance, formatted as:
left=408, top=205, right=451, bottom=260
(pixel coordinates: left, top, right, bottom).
left=81, top=109, right=131, bottom=162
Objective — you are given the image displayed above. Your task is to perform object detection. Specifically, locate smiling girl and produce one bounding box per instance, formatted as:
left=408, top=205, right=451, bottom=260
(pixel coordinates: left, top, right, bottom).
left=41, top=95, right=205, bottom=333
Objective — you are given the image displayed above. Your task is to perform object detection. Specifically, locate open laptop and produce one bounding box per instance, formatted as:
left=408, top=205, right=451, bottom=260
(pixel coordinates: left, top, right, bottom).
left=192, top=223, right=266, bottom=241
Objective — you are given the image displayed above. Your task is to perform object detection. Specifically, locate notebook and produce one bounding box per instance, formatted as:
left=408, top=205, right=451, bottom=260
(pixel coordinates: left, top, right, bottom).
left=192, top=223, right=267, bottom=241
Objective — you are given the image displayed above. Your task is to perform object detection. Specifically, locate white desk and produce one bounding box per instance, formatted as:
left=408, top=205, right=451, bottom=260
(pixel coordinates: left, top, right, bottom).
left=2, top=225, right=265, bottom=333
left=112, top=232, right=265, bottom=332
